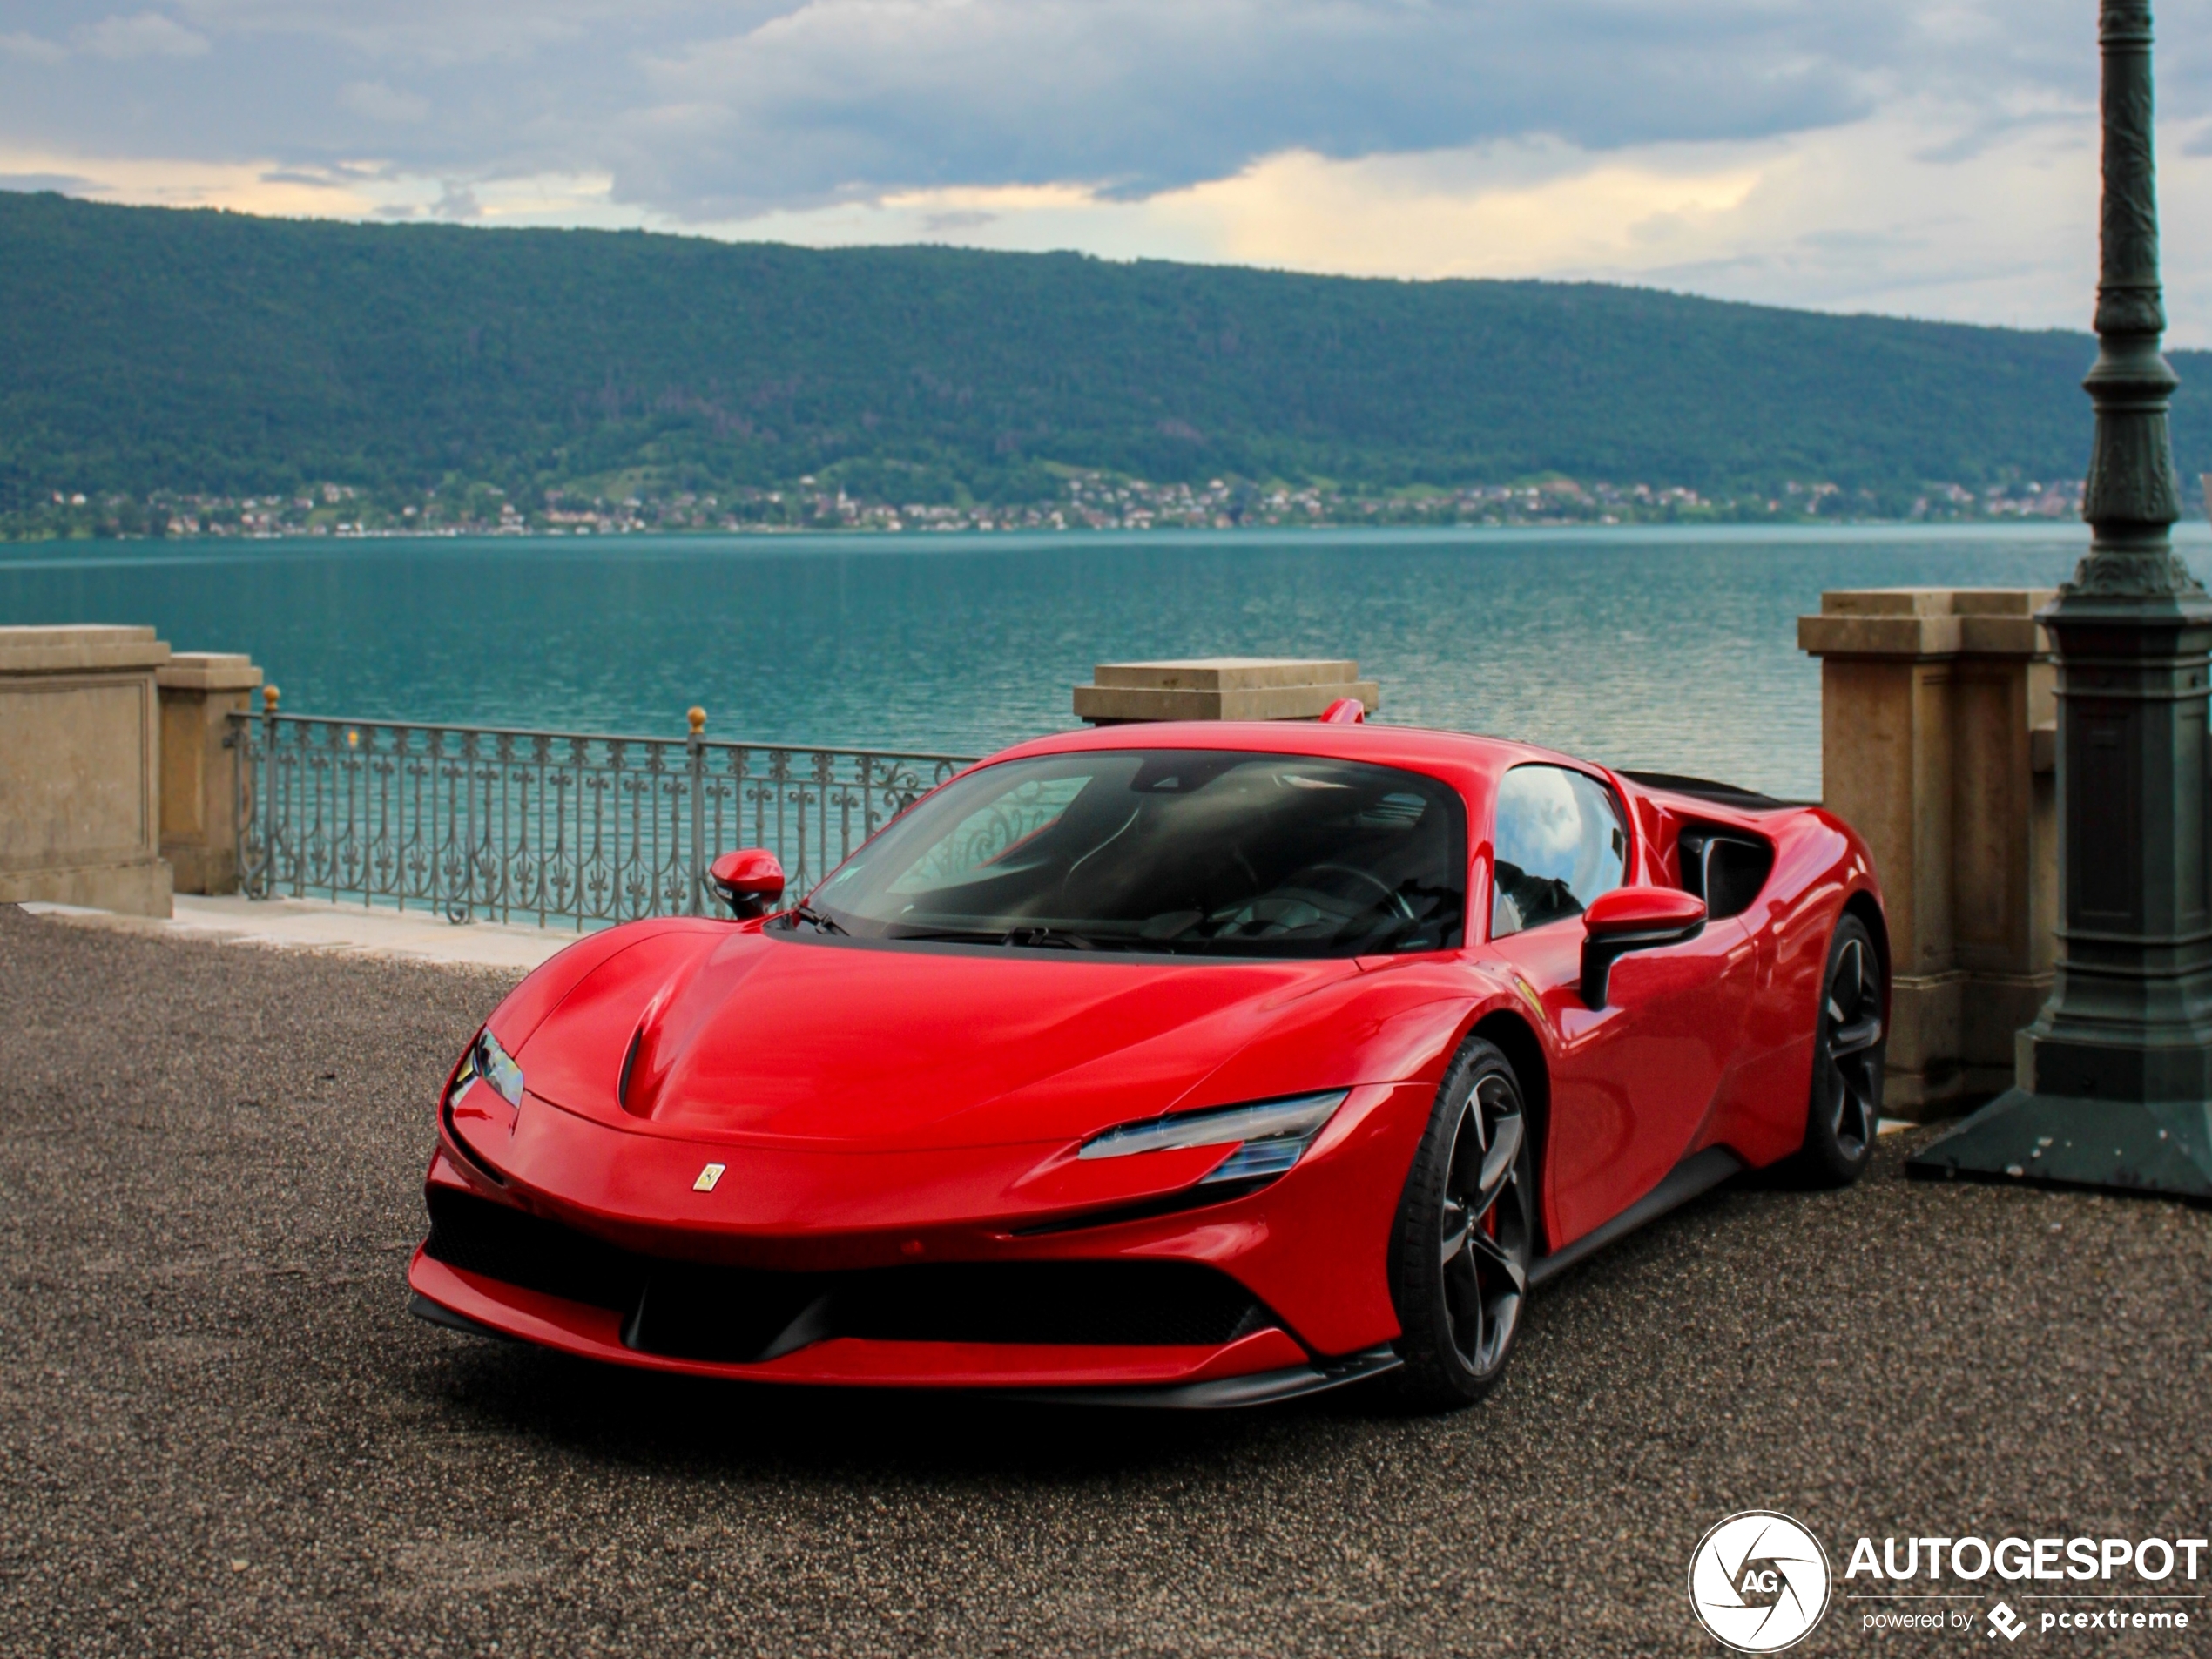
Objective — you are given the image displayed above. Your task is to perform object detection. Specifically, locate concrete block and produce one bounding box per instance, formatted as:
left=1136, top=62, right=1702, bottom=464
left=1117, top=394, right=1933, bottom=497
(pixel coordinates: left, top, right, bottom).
left=1076, top=658, right=1379, bottom=723
left=0, top=624, right=173, bottom=917
left=0, top=859, right=173, bottom=915
left=0, top=624, right=173, bottom=674
left=157, top=652, right=262, bottom=894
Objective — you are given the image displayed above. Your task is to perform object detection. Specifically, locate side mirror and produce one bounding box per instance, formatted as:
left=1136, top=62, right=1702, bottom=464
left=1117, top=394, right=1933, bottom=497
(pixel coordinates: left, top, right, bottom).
left=1580, top=887, right=1706, bottom=1007
left=708, top=848, right=786, bottom=920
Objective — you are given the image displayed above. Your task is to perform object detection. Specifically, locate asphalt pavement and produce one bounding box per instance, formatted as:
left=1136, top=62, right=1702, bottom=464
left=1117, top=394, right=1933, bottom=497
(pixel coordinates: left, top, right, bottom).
left=3, top=903, right=2209, bottom=1657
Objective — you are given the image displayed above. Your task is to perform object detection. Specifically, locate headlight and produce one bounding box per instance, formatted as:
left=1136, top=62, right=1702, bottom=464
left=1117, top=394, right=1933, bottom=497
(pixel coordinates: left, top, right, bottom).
left=1077, top=1090, right=1347, bottom=1184
left=453, top=1026, right=526, bottom=1109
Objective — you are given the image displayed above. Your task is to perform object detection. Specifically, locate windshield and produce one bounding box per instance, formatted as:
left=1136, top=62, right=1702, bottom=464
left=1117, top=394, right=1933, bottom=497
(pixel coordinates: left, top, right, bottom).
left=794, top=749, right=1466, bottom=957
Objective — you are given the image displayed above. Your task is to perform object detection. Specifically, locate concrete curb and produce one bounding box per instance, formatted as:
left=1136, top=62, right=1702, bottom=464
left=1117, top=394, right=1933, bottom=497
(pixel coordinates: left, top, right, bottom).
left=17, top=894, right=577, bottom=972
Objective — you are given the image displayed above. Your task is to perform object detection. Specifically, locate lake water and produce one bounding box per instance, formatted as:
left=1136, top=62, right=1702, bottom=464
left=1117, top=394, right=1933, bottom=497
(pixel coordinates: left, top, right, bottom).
left=3, top=523, right=2196, bottom=800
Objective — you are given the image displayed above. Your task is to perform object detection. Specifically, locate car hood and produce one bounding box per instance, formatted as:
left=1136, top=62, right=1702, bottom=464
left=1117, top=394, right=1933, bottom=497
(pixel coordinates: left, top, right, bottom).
left=513, top=927, right=1369, bottom=1151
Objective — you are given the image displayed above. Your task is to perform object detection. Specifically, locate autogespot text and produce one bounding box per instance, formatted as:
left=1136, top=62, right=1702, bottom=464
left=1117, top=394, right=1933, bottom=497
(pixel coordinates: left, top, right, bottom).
left=1848, top=1534, right=2205, bottom=1585
left=1851, top=1534, right=2197, bottom=1635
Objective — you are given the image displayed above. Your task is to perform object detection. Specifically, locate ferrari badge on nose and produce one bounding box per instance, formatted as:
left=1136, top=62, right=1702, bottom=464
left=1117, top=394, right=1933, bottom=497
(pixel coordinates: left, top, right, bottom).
left=692, top=1163, right=725, bottom=1192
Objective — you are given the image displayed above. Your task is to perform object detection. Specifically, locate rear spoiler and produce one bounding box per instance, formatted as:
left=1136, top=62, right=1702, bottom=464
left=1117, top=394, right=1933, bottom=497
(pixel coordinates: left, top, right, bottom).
left=1615, top=770, right=1807, bottom=813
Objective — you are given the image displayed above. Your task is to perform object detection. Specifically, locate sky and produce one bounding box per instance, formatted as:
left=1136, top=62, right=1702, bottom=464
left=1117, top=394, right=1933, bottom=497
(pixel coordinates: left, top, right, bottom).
left=7, top=1, right=2212, bottom=342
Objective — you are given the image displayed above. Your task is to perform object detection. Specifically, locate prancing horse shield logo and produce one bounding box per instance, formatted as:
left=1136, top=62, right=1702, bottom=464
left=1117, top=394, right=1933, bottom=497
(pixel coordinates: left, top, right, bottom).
left=692, top=1163, right=725, bottom=1192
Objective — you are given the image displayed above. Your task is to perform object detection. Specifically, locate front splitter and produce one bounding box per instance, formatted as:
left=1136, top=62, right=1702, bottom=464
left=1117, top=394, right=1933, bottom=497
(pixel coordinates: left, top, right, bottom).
left=1003, top=1344, right=1403, bottom=1409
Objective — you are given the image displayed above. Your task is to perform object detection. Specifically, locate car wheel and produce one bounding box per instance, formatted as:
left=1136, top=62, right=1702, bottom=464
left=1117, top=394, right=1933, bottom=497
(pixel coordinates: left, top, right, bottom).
left=1796, top=914, right=1885, bottom=1185
left=1386, top=1036, right=1537, bottom=1410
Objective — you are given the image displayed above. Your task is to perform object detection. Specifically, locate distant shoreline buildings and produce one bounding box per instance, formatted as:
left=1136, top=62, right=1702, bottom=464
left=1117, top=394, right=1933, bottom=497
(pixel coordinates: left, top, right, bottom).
left=5, top=471, right=2090, bottom=543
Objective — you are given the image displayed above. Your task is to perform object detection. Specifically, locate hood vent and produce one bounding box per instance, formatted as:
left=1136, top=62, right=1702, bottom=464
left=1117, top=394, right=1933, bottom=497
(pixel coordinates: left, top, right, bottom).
left=617, top=1022, right=646, bottom=1115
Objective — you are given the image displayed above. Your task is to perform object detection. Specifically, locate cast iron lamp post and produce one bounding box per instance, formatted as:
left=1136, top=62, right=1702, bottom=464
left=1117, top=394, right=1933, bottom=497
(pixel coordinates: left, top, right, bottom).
left=1910, top=0, right=2212, bottom=1197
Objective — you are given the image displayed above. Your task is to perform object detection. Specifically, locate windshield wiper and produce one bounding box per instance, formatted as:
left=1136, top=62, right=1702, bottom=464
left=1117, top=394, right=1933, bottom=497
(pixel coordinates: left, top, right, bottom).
left=1001, top=926, right=1102, bottom=950
left=790, top=902, right=848, bottom=935
left=887, top=925, right=1141, bottom=951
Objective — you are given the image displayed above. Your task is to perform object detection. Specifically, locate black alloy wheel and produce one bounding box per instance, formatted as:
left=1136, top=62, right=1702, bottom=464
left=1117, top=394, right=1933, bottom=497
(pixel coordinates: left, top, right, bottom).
left=1797, top=914, right=1885, bottom=1185
left=1387, top=1036, right=1537, bottom=1409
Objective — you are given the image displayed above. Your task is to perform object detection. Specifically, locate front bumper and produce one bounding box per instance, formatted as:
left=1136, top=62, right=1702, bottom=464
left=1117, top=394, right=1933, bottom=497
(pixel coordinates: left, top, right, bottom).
left=410, top=1074, right=1432, bottom=1398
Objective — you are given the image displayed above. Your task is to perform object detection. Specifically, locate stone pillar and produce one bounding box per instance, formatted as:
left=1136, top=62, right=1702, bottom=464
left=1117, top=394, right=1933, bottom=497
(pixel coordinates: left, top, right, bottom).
left=1797, top=590, right=2058, bottom=1116
left=1074, top=658, right=1380, bottom=723
left=0, top=625, right=174, bottom=917
left=157, top=651, right=263, bottom=894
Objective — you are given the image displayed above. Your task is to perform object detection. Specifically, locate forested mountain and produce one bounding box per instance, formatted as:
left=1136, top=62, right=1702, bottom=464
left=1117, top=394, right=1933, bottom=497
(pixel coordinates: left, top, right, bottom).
left=0, top=188, right=2198, bottom=516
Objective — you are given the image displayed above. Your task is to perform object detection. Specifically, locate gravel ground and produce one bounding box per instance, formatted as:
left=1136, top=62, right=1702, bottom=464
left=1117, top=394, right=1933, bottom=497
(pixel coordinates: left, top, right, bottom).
left=3, top=902, right=2211, bottom=1658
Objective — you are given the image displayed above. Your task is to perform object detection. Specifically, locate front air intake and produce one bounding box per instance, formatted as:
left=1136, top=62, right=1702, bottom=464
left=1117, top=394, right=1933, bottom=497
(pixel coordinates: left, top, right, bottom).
left=425, top=1188, right=643, bottom=1310
left=423, top=1189, right=1278, bottom=1363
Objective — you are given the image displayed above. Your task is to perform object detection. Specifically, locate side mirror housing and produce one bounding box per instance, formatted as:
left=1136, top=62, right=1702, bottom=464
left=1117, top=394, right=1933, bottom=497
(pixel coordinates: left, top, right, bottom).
left=1580, top=887, right=1706, bottom=1007
left=709, top=848, right=786, bottom=920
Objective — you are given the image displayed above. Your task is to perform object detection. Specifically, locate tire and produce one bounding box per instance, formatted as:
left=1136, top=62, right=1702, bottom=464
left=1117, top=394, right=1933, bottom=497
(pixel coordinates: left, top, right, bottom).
left=1386, top=1036, right=1538, bottom=1411
left=1794, top=914, right=1885, bottom=1186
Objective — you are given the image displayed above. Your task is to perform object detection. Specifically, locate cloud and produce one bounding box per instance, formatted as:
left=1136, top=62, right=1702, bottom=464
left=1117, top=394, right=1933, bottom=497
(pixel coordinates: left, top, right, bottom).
left=429, top=179, right=482, bottom=219
left=164, top=0, right=776, bottom=70
left=4, top=1, right=2141, bottom=214
left=340, top=79, right=429, bottom=123
left=75, top=12, right=211, bottom=58
left=626, top=0, right=1906, bottom=215
left=717, top=88, right=2181, bottom=337
left=0, top=31, right=66, bottom=63
left=921, top=208, right=993, bottom=233
left=3, top=0, right=2212, bottom=337
left=0, top=170, right=92, bottom=191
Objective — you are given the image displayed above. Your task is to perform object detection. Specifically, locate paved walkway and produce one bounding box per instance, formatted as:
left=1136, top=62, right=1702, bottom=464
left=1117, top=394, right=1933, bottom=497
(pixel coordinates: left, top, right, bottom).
left=3, top=903, right=2208, bottom=1656
left=23, top=891, right=580, bottom=971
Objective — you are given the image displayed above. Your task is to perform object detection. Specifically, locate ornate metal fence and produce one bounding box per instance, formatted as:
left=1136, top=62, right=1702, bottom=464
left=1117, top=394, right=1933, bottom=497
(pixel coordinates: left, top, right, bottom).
left=228, top=704, right=973, bottom=929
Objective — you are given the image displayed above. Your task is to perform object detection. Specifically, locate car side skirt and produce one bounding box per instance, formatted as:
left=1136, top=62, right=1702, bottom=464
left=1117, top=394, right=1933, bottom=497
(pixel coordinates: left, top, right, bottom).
left=1527, top=1145, right=1745, bottom=1289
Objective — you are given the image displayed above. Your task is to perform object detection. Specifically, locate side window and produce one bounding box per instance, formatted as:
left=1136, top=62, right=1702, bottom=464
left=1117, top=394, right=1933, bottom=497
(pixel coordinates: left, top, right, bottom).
left=1490, top=765, right=1628, bottom=938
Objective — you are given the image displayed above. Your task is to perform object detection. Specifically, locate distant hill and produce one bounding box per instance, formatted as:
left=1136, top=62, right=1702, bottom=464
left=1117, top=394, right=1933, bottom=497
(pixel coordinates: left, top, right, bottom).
left=0, top=189, right=2200, bottom=515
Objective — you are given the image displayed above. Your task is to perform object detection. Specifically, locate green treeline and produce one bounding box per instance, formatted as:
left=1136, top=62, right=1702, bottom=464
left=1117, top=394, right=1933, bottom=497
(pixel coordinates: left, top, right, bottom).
left=0, top=188, right=2197, bottom=516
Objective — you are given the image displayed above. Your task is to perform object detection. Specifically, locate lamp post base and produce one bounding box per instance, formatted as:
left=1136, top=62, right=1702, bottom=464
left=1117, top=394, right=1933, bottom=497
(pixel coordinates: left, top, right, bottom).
left=1905, top=1089, right=2212, bottom=1201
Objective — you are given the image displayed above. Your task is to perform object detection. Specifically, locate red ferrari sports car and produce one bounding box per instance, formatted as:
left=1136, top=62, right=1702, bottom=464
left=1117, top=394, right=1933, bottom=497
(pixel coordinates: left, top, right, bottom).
left=409, top=718, right=1887, bottom=1409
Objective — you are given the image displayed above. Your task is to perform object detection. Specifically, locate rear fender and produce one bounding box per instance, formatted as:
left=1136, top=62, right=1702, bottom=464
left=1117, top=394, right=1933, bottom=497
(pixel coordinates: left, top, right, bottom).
left=1703, top=807, right=1882, bottom=1164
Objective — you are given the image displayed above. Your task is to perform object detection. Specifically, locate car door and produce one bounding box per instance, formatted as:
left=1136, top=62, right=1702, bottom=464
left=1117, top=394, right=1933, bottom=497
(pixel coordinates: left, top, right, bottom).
left=1481, top=765, right=1755, bottom=1250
